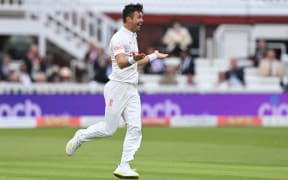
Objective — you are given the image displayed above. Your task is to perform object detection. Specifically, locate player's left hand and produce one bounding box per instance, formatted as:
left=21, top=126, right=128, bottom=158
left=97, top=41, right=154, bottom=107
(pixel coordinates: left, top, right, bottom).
left=154, top=50, right=168, bottom=59
left=133, top=52, right=146, bottom=61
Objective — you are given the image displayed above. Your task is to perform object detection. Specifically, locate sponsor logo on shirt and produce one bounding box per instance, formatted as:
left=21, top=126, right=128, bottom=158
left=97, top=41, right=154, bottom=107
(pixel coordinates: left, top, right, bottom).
left=114, top=45, right=124, bottom=51
left=109, top=99, right=113, bottom=107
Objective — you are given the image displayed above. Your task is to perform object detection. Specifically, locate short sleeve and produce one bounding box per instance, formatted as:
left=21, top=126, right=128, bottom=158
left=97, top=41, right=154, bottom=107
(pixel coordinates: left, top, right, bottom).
left=111, top=37, right=125, bottom=56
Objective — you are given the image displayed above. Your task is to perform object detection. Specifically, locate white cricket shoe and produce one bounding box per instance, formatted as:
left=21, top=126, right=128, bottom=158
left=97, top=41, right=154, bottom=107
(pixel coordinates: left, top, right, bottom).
left=65, top=130, right=82, bottom=156
left=113, top=165, right=139, bottom=179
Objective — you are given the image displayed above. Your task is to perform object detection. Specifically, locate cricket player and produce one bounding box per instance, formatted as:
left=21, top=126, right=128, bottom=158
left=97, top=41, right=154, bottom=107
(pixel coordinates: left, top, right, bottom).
left=65, top=3, right=168, bottom=179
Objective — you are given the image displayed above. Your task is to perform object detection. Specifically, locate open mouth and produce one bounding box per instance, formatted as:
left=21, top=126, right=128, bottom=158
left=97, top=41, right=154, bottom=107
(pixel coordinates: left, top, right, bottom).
left=137, top=23, right=142, bottom=28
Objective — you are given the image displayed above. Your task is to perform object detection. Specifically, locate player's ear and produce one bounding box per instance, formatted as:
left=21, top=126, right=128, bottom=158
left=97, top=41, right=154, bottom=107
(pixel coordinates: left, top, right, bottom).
left=126, top=15, right=133, bottom=22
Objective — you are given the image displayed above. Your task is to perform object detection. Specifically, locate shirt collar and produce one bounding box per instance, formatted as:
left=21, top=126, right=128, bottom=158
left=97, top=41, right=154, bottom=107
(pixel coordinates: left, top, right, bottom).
left=121, top=26, right=137, bottom=37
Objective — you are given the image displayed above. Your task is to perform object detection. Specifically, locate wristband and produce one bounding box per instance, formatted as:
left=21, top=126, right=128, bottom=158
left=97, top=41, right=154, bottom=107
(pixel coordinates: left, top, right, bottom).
left=148, top=53, right=157, bottom=62
left=128, top=57, right=136, bottom=64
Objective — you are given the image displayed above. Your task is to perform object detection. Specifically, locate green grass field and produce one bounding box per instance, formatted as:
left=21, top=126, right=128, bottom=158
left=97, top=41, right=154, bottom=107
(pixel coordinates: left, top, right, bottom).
left=0, top=127, right=288, bottom=180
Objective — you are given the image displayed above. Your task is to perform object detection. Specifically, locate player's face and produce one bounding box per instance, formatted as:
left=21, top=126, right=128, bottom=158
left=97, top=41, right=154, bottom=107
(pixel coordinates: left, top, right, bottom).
left=130, top=11, right=144, bottom=32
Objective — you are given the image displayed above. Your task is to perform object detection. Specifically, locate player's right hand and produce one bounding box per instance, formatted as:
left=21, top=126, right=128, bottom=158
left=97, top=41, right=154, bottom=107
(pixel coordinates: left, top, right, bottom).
left=154, top=50, right=168, bottom=59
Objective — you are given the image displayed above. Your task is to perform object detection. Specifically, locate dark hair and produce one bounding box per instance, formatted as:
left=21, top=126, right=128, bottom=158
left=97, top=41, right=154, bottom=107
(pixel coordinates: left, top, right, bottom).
left=122, top=3, right=143, bottom=23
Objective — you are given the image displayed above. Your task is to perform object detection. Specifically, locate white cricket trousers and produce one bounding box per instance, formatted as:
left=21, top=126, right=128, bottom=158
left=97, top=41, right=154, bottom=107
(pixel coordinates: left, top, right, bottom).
left=77, top=80, right=142, bottom=162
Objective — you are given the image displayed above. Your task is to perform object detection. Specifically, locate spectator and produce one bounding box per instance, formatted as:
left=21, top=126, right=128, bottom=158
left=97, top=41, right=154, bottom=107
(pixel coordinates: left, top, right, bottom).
left=8, top=70, right=20, bottom=83
left=106, top=58, right=112, bottom=78
left=83, top=40, right=110, bottom=83
left=0, top=54, right=11, bottom=81
left=215, top=58, right=245, bottom=88
left=225, top=58, right=246, bottom=87
left=59, top=67, right=72, bottom=82
left=93, top=48, right=109, bottom=83
left=279, top=53, right=288, bottom=92
left=18, top=62, right=32, bottom=85
left=280, top=75, right=288, bottom=92
left=250, top=39, right=268, bottom=67
left=162, top=22, right=192, bottom=57
left=179, top=51, right=195, bottom=85
left=24, top=44, right=46, bottom=80
left=84, top=39, right=98, bottom=64
left=143, top=47, right=165, bottom=74
left=159, top=66, right=178, bottom=85
left=47, top=65, right=61, bottom=83
left=258, top=49, right=284, bottom=77
left=74, top=62, right=89, bottom=83
left=215, top=71, right=229, bottom=89
left=34, top=72, right=47, bottom=83
left=281, top=52, right=288, bottom=77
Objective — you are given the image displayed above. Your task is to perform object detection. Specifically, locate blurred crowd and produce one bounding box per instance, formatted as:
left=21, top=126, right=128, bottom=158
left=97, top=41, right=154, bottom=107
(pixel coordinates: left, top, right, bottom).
left=0, top=22, right=195, bottom=86
left=0, top=41, right=112, bottom=85
left=1, top=22, right=288, bottom=92
left=143, top=22, right=195, bottom=85
left=215, top=39, right=288, bottom=90
left=0, top=44, right=73, bottom=85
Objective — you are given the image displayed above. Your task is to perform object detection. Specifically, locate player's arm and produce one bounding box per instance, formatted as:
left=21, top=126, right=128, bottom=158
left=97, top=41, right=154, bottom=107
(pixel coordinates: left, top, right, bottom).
left=115, top=50, right=167, bottom=69
left=115, top=53, right=131, bottom=69
left=115, top=53, right=146, bottom=69
left=137, top=50, right=168, bottom=66
left=112, top=38, right=136, bottom=69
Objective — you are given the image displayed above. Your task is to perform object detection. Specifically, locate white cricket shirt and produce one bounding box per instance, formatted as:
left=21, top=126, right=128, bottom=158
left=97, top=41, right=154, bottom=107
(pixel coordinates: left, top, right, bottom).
left=108, top=26, right=139, bottom=84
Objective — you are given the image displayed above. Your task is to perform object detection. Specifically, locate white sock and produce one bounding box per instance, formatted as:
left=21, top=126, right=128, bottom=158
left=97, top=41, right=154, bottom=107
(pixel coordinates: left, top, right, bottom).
left=119, top=161, right=130, bottom=168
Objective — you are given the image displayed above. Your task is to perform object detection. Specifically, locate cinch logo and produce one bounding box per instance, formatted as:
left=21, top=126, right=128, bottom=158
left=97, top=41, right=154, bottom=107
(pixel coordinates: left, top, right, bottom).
left=0, top=99, right=42, bottom=116
left=142, top=99, right=181, bottom=117
left=258, top=95, right=288, bottom=116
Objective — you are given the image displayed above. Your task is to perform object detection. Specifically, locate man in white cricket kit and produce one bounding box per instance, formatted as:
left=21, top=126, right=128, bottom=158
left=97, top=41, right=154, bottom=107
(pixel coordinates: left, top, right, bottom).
left=65, top=3, right=168, bottom=179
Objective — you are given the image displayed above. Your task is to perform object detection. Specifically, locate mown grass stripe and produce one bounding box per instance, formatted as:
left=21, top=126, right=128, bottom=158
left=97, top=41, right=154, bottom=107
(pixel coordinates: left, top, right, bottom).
left=0, top=127, right=288, bottom=180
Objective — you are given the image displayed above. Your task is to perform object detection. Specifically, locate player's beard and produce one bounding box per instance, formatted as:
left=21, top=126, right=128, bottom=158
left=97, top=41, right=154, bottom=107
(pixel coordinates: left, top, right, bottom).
left=135, top=22, right=142, bottom=32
